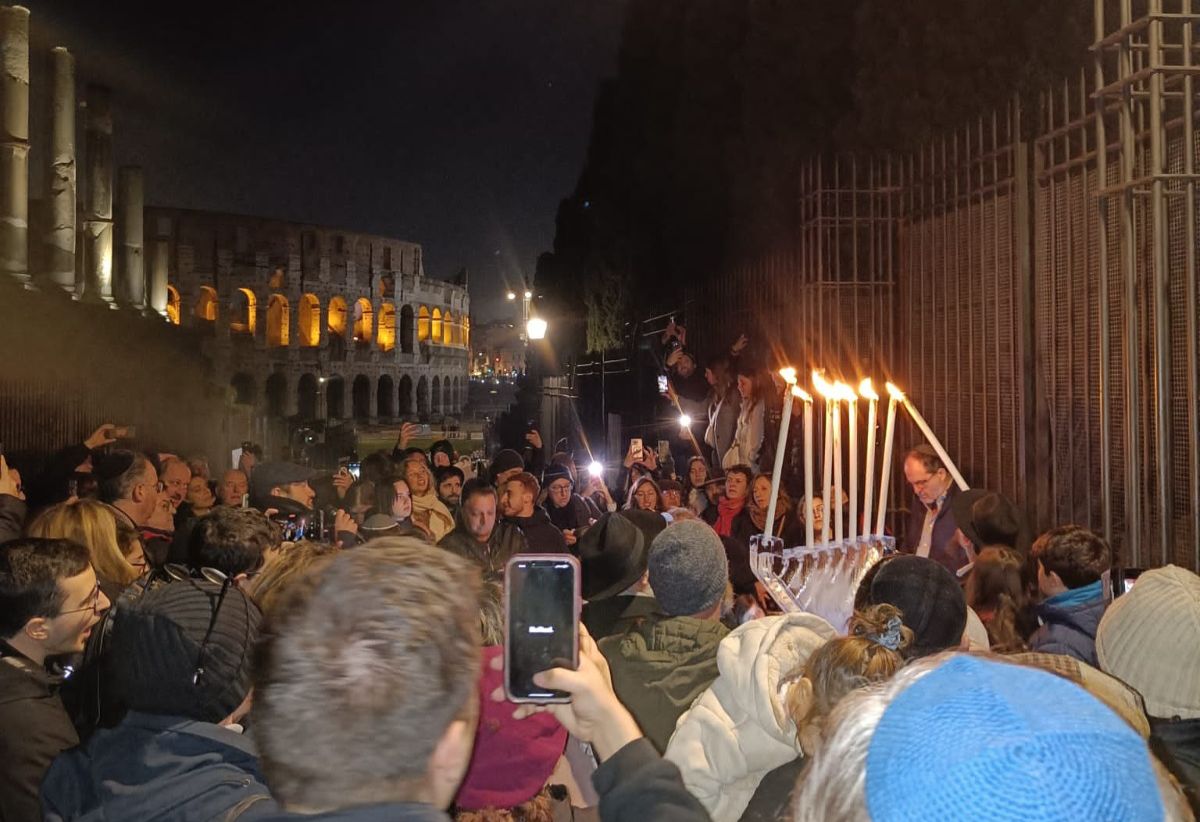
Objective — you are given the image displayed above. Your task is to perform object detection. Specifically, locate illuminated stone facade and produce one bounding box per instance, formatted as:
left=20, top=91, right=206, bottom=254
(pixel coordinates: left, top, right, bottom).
left=150, top=206, right=471, bottom=423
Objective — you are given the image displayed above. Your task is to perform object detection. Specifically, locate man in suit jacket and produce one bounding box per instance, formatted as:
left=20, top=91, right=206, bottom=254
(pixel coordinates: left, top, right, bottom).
left=899, top=445, right=968, bottom=577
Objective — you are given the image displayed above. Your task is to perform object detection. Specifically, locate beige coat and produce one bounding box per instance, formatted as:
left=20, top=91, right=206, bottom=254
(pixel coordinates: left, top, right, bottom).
left=664, top=613, right=836, bottom=822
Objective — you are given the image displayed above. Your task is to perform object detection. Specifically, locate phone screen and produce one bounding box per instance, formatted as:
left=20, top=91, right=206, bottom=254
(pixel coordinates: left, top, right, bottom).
left=657, top=375, right=669, bottom=395
left=505, top=555, right=579, bottom=702
left=347, top=462, right=361, bottom=480
left=630, top=438, right=643, bottom=462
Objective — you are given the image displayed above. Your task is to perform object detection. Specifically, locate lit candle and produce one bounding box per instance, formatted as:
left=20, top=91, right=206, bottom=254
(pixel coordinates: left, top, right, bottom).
left=796, top=386, right=815, bottom=548
left=813, top=371, right=835, bottom=544
left=842, top=382, right=859, bottom=544
left=860, top=379, right=879, bottom=539
left=875, top=383, right=901, bottom=536
left=764, top=368, right=798, bottom=541
left=899, top=390, right=970, bottom=491
left=832, top=396, right=843, bottom=544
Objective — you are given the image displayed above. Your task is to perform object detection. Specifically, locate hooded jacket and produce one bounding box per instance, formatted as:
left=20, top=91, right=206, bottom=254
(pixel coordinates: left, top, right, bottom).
left=664, top=614, right=837, bottom=822
left=506, top=506, right=567, bottom=553
left=41, top=711, right=277, bottom=821
left=599, top=613, right=729, bottom=753
left=0, top=642, right=79, bottom=822
left=547, top=493, right=594, bottom=535
left=438, top=510, right=529, bottom=576
left=1030, top=583, right=1109, bottom=666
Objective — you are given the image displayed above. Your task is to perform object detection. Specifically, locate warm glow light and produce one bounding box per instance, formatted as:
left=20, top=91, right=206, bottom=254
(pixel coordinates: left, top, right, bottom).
left=812, top=370, right=836, bottom=399
left=858, top=378, right=879, bottom=401
left=524, top=290, right=533, bottom=299
left=506, top=291, right=516, bottom=300
left=526, top=317, right=548, bottom=340
left=792, top=386, right=813, bottom=402
left=886, top=381, right=905, bottom=400
left=588, top=461, right=604, bottom=477
left=779, top=367, right=798, bottom=385
left=834, top=381, right=858, bottom=401
left=679, top=414, right=693, bottom=428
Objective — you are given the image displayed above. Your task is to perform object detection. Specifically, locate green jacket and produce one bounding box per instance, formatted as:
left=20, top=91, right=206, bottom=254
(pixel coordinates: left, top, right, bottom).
left=599, top=613, right=729, bottom=753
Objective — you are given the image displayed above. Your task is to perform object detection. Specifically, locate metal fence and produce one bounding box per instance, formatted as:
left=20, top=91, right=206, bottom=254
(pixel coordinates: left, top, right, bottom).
left=685, top=0, right=1200, bottom=571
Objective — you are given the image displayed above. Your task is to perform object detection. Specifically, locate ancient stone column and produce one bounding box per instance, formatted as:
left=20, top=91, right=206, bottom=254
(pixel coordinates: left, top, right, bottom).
left=83, top=84, right=114, bottom=302
left=116, top=165, right=144, bottom=308
left=148, top=219, right=169, bottom=318
left=44, top=46, right=75, bottom=292
left=0, top=5, right=30, bottom=286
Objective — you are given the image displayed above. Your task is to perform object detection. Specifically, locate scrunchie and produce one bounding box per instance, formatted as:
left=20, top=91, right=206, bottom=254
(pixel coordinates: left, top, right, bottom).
left=868, top=615, right=904, bottom=651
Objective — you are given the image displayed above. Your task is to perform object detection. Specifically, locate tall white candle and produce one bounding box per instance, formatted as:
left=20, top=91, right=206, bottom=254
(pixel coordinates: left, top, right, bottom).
left=901, top=394, right=970, bottom=491
left=860, top=379, right=879, bottom=538
left=832, top=399, right=844, bottom=545
left=764, top=368, right=798, bottom=541
left=798, top=387, right=815, bottom=548
left=844, top=383, right=858, bottom=544
left=814, top=372, right=834, bottom=544
left=875, top=385, right=901, bottom=536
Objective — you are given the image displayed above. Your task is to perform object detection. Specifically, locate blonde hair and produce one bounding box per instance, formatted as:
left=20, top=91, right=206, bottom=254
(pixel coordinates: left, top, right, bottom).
left=26, top=499, right=138, bottom=587
left=478, top=579, right=504, bottom=646
left=785, top=604, right=912, bottom=755
left=246, top=540, right=339, bottom=617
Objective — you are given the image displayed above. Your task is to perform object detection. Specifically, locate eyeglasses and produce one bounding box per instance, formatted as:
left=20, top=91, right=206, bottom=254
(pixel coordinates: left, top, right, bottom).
left=59, top=584, right=104, bottom=616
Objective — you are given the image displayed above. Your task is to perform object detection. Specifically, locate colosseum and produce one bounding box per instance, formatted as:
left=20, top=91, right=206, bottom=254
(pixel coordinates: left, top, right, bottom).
left=149, top=207, right=471, bottom=425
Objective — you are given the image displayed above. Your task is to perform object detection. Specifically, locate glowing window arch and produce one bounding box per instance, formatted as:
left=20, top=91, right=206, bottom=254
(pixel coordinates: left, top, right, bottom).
left=195, top=286, right=218, bottom=322
left=418, top=305, right=431, bottom=341
left=442, top=310, right=454, bottom=345
left=267, top=294, right=290, bottom=347
left=328, top=296, right=348, bottom=338
left=230, top=288, right=256, bottom=335
left=353, top=298, right=374, bottom=343
left=298, top=294, right=320, bottom=347
left=463, top=316, right=470, bottom=347
left=166, top=286, right=181, bottom=325
left=431, top=308, right=443, bottom=344
left=378, top=302, right=396, bottom=351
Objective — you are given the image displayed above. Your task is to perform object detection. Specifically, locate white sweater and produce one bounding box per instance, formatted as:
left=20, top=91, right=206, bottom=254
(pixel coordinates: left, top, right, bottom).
left=664, top=613, right=837, bottom=822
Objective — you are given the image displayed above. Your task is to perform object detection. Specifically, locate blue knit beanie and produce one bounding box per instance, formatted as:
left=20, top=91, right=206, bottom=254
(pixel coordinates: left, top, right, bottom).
left=865, top=655, right=1164, bottom=821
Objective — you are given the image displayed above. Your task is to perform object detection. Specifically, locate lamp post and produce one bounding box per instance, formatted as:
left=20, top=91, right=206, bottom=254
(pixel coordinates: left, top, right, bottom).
left=507, top=287, right=534, bottom=344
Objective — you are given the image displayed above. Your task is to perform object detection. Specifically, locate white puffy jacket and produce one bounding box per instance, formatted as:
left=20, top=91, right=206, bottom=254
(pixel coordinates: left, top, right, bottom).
left=664, top=613, right=837, bottom=822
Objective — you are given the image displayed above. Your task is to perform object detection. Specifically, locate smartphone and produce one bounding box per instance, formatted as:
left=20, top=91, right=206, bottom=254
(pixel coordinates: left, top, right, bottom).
left=347, top=461, right=361, bottom=480
left=504, top=554, right=580, bottom=703
left=656, top=440, right=670, bottom=462
left=657, top=375, right=669, bottom=395
left=630, top=438, right=643, bottom=463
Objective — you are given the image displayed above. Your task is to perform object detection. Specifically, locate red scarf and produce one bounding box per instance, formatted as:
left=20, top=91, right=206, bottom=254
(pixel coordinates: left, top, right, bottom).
left=714, top=495, right=746, bottom=537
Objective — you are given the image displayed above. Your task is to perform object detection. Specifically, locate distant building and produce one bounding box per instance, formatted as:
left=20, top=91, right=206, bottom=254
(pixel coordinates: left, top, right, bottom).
left=151, top=207, right=470, bottom=423
left=470, top=320, right=526, bottom=376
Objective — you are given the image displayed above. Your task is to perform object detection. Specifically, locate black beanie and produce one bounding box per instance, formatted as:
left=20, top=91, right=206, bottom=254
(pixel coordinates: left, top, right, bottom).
left=489, top=449, right=525, bottom=483
left=111, top=579, right=260, bottom=723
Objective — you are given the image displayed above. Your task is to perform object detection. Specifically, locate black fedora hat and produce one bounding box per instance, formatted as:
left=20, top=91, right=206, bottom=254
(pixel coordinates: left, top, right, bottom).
left=577, top=510, right=667, bottom=601
left=950, top=489, right=1031, bottom=554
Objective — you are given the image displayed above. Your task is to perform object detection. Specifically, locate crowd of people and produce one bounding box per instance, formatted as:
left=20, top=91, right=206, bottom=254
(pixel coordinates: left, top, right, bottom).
left=0, top=382, right=1197, bottom=821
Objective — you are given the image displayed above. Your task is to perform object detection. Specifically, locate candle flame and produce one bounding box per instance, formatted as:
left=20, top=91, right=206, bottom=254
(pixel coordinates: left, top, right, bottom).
left=812, top=370, right=836, bottom=398
left=779, top=367, right=798, bottom=385
left=792, top=386, right=812, bottom=401
left=886, top=381, right=906, bottom=400
left=834, top=381, right=858, bottom=401
left=858, top=378, right=879, bottom=400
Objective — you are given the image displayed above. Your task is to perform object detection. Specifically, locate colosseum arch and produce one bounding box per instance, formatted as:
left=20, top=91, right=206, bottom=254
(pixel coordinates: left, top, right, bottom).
left=431, top=308, right=443, bottom=344
left=298, top=294, right=321, bottom=347
left=352, top=375, right=371, bottom=420
left=400, top=305, right=415, bottom=353
left=418, top=306, right=431, bottom=342
left=328, top=296, right=348, bottom=339
left=353, top=298, right=374, bottom=344
left=377, top=375, right=395, bottom=419
left=195, top=286, right=218, bottom=323
left=166, top=286, right=181, bottom=325
left=398, top=375, right=414, bottom=415
left=416, top=375, right=429, bottom=416
left=297, top=373, right=318, bottom=419
left=230, top=372, right=256, bottom=405
left=442, top=310, right=454, bottom=345
left=326, top=376, right=346, bottom=419
left=267, top=294, right=290, bottom=347
left=378, top=302, right=396, bottom=351
left=431, top=376, right=441, bottom=414
left=266, top=372, right=288, bottom=417
left=230, top=288, right=256, bottom=335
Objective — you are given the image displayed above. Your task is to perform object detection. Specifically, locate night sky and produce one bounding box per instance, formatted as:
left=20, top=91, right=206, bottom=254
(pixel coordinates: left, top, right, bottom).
left=23, top=0, right=626, bottom=321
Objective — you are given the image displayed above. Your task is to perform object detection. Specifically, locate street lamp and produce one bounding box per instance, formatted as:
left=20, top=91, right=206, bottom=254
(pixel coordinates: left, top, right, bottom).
left=526, top=316, right=548, bottom=340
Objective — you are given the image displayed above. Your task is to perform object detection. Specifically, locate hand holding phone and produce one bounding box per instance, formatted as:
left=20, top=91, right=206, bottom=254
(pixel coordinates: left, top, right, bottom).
left=505, top=554, right=580, bottom=703
left=630, top=438, right=643, bottom=464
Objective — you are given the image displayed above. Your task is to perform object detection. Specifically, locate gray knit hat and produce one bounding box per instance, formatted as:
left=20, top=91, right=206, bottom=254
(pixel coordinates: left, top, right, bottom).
left=648, top=520, right=728, bottom=617
left=1096, top=565, right=1200, bottom=720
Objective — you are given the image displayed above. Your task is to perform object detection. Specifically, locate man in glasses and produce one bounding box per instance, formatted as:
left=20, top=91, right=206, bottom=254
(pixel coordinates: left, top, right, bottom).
left=95, top=449, right=173, bottom=567
left=0, top=537, right=111, bottom=821
left=899, top=444, right=965, bottom=576
left=42, top=565, right=275, bottom=820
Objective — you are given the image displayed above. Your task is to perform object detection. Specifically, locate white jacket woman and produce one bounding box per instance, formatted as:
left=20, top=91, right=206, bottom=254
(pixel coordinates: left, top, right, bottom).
left=665, top=613, right=836, bottom=822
